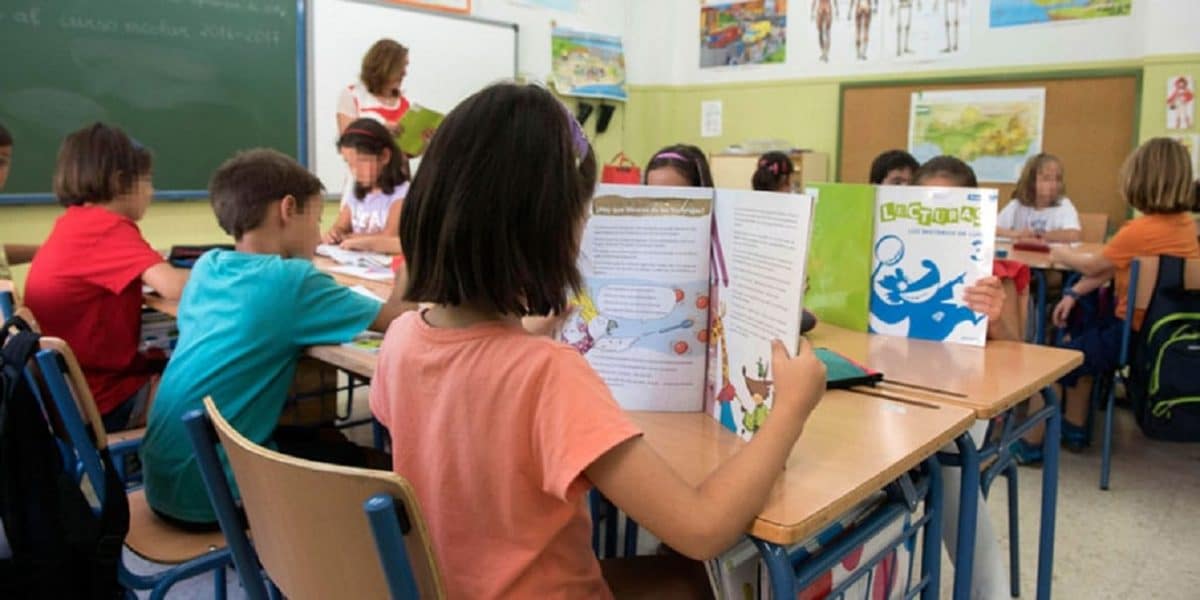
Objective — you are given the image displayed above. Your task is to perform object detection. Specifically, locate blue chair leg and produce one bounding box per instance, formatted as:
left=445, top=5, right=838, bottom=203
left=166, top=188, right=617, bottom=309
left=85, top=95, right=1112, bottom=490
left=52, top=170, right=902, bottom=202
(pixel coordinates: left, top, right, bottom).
left=214, top=567, right=228, bottom=600
left=623, top=518, right=639, bottom=557
left=603, top=497, right=618, bottom=558
left=1006, top=463, right=1020, bottom=598
left=1037, top=387, right=1062, bottom=600
left=1101, top=376, right=1118, bottom=490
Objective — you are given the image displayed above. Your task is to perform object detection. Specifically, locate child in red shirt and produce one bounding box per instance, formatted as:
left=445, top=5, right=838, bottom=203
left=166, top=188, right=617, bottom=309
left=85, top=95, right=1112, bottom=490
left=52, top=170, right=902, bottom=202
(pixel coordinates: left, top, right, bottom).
left=24, top=123, right=189, bottom=432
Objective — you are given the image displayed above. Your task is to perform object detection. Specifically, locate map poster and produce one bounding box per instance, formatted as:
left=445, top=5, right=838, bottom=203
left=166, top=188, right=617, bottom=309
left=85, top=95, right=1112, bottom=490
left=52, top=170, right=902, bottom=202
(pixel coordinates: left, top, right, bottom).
left=908, top=87, right=1047, bottom=183
left=990, top=0, right=1132, bottom=29
left=700, top=0, right=787, bottom=68
left=551, top=28, right=627, bottom=102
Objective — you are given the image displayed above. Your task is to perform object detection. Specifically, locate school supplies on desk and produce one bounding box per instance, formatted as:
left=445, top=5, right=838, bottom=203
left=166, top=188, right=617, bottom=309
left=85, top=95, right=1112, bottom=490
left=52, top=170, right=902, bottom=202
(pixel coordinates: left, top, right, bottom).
left=814, top=348, right=883, bottom=389
left=870, top=186, right=999, bottom=347
left=1013, top=239, right=1051, bottom=253
left=561, top=184, right=816, bottom=440
left=167, top=244, right=234, bottom=268
left=394, top=104, right=444, bottom=156
left=342, top=331, right=383, bottom=354
left=316, top=244, right=391, bottom=269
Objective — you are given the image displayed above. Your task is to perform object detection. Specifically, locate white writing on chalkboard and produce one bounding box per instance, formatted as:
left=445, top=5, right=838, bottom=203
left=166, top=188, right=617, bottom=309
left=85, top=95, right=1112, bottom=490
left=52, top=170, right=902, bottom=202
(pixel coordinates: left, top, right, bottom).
left=0, top=5, right=283, bottom=46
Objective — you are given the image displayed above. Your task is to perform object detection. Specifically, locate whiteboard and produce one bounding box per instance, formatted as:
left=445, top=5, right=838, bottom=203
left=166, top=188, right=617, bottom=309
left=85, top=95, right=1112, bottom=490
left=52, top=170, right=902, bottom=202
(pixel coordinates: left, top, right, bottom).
left=309, top=0, right=517, bottom=194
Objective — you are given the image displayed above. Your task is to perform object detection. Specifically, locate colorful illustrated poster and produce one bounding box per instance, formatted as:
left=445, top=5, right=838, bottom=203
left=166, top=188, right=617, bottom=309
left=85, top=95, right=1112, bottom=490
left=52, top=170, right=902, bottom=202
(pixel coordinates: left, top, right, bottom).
left=551, top=28, right=627, bottom=102
left=388, top=0, right=470, bottom=14
left=707, top=190, right=815, bottom=440
left=700, top=0, right=788, bottom=68
left=885, top=0, right=970, bottom=63
left=990, top=0, right=1132, bottom=28
left=1166, top=75, right=1195, bottom=131
left=564, top=185, right=714, bottom=411
left=870, top=186, right=998, bottom=347
left=909, top=88, right=1046, bottom=183
left=810, top=0, right=884, bottom=64
left=804, top=183, right=876, bottom=332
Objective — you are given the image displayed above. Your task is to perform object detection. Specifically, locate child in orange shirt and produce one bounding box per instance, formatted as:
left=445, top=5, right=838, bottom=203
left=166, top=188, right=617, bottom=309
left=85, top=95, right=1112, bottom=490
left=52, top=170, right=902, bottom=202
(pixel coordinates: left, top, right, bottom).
left=1050, top=138, right=1200, bottom=448
left=370, top=84, right=828, bottom=598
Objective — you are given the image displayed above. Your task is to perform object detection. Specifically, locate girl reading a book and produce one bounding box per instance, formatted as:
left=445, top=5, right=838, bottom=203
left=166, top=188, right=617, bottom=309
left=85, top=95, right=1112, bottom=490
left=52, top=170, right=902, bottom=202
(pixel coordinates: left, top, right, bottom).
left=322, top=118, right=409, bottom=255
left=370, top=84, right=829, bottom=598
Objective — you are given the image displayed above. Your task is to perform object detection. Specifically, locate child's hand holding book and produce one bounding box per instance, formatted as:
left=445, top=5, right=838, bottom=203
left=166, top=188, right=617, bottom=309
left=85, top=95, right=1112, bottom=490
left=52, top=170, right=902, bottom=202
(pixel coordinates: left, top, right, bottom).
left=769, top=338, right=827, bottom=429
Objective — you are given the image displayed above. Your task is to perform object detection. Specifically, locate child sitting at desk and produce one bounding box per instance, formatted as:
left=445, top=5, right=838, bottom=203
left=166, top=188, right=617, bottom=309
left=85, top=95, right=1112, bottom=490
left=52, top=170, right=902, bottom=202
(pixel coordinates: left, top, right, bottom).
left=1049, top=138, right=1199, bottom=448
left=0, top=122, right=38, bottom=284
left=322, top=118, right=409, bottom=254
left=997, top=153, right=1081, bottom=243
left=751, top=151, right=795, bottom=192
left=370, top=83, right=828, bottom=598
left=869, top=149, right=920, bottom=185
left=141, top=148, right=413, bottom=530
left=914, top=154, right=1015, bottom=600
left=23, top=123, right=189, bottom=432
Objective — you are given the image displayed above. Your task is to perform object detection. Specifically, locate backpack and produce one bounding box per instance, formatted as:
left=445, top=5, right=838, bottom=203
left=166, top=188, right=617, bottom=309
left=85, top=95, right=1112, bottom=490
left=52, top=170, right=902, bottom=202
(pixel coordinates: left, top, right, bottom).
left=0, top=317, right=130, bottom=599
left=1127, top=256, right=1200, bottom=441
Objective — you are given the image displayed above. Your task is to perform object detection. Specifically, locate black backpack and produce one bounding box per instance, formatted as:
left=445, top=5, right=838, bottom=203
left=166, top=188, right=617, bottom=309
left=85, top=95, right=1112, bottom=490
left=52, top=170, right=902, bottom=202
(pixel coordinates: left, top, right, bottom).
left=1128, top=256, right=1200, bottom=441
left=0, top=317, right=130, bottom=599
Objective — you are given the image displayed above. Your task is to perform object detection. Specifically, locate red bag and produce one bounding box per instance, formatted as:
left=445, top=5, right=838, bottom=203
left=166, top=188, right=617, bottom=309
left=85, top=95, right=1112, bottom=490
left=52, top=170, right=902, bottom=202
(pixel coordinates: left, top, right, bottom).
left=601, top=152, right=641, bottom=184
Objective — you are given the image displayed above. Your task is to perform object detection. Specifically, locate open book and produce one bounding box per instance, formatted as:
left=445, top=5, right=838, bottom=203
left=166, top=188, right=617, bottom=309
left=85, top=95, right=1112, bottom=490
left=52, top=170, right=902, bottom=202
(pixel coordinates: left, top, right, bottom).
left=561, top=184, right=815, bottom=440
left=395, top=104, right=444, bottom=156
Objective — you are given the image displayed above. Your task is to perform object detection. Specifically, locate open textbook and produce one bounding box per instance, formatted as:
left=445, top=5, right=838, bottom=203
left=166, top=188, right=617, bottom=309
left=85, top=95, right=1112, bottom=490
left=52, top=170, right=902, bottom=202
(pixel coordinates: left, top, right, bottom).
left=561, top=184, right=815, bottom=440
left=869, top=185, right=999, bottom=347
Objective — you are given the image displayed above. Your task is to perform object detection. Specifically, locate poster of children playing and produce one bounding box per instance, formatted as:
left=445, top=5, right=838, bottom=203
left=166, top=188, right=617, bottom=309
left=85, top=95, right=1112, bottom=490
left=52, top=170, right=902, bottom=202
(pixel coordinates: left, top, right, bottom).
left=700, top=0, right=788, bottom=68
left=551, top=27, right=628, bottom=102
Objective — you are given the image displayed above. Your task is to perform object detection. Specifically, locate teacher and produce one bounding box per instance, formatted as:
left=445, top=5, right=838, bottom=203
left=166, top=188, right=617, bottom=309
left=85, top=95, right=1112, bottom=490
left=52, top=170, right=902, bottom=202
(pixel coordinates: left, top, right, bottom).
left=337, top=39, right=410, bottom=135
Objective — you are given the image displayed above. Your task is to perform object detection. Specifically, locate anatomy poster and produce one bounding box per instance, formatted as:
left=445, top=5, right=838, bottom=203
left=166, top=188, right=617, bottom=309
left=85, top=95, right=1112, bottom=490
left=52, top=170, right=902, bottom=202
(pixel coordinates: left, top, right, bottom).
left=884, top=0, right=970, bottom=63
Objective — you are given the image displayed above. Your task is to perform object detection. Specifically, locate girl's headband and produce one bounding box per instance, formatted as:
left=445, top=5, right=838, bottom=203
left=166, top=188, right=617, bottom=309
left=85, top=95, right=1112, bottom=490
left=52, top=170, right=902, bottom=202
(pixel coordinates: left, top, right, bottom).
left=758, top=156, right=792, bottom=176
left=342, top=127, right=385, bottom=142
left=653, top=151, right=708, bottom=186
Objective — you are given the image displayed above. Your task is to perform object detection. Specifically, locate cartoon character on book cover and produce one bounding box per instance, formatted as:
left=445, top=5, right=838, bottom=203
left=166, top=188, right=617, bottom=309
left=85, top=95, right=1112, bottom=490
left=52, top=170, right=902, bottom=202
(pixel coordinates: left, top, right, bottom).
left=869, top=187, right=998, bottom=346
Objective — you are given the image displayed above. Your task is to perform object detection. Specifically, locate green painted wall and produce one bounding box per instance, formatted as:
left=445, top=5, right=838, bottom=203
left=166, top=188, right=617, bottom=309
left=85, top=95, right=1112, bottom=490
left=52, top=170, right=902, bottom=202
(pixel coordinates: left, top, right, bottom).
left=625, top=54, right=1200, bottom=174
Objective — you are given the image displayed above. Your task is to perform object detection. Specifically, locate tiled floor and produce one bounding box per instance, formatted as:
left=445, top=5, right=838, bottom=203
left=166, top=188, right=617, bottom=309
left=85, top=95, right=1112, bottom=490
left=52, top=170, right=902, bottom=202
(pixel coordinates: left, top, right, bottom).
left=129, top=405, right=1200, bottom=599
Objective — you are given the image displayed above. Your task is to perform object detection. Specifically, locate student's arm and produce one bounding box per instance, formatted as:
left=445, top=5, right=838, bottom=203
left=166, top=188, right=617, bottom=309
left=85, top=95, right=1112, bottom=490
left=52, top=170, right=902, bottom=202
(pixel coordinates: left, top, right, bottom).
left=323, top=206, right=353, bottom=244
left=3, top=244, right=38, bottom=265
left=340, top=235, right=401, bottom=254
left=586, top=340, right=826, bottom=560
left=141, top=262, right=190, bottom=300
left=369, top=261, right=417, bottom=331
left=337, top=113, right=356, bottom=134
left=1050, top=245, right=1114, bottom=278
left=1051, top=273, right=1112, bottom=328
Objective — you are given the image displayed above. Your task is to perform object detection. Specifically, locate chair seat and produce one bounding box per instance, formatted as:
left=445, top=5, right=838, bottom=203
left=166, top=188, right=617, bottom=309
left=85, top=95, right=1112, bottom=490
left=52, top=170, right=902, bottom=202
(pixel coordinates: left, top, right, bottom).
left=108, top=426, right=145, bottom=447
left=125, top=489, right=228, bottom=564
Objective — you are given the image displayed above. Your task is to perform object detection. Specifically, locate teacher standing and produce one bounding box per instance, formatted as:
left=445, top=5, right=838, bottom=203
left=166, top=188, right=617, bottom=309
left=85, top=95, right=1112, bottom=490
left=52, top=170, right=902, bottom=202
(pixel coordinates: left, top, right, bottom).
left=337, top=39, right=410, bottom=135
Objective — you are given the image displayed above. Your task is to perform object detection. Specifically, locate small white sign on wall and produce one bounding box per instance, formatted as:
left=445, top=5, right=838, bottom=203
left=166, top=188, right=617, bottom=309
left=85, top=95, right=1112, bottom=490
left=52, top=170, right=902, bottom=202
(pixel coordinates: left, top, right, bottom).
left=701, top=100, right=723, bottom=138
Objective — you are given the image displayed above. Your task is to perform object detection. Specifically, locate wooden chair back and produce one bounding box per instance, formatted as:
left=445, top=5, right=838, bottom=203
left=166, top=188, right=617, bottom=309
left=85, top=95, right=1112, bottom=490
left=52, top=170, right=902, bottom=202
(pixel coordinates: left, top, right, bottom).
left=203, top=398, right=444, bottom=600
left=1079, top=212, right=1109, bottom=244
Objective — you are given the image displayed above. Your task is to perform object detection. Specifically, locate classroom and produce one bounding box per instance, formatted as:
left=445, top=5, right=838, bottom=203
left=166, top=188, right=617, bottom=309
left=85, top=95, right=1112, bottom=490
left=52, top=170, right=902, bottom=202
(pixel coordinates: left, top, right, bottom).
left=1, top=0, right=1198, bottom=598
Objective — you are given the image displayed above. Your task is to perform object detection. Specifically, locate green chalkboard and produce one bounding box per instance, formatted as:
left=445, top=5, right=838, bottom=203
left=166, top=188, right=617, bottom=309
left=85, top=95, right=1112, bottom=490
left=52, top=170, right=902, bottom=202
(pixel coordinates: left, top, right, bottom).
left=0, top=0, right=301, bottom=202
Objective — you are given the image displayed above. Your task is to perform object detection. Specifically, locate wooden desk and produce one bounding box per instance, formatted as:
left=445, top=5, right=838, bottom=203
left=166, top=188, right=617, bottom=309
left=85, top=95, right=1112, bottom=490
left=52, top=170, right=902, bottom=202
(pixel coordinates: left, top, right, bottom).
left=806, top=324, right=1082, bottom=418
left=312, top=256, right=395, bottom=299
left=631, top=393, right=973, bottom=546
left=996, top=242, right=1104, bottom=271
left=807, top=324, right=1079, bottom=600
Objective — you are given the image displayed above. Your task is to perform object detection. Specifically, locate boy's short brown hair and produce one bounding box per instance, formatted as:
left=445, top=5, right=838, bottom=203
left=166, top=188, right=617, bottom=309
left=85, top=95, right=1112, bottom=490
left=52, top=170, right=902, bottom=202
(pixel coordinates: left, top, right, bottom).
left=1120, top=138, right=1195, bottom=215
left=53, top=123, right=152, bottom=207
left=400, top=83, right=597, bottom=317
left=360, top=39, right=408, bottom=97
left=0, top=122, right=12, bottom=147
left=208, top=149, right=323, bottom=240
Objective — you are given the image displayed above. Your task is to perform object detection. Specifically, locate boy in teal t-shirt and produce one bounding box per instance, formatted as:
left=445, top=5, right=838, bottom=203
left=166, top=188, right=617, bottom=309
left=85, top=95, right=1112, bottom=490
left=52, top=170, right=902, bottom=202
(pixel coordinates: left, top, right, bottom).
left=141, top=149, right=413, bottom=526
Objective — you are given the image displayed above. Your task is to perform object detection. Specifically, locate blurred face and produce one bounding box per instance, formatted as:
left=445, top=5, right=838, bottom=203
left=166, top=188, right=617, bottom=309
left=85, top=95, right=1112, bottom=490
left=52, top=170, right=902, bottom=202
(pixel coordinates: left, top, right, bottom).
left=386, top=57, right=409, bottom=96
left=1034, top=162, right=1062, bottom=206
left=282, top=194, right=323, bottom=259
left=882, top=167, right=913, bottom=186
left=120, top=175, right=154, bottom=221
left=646, top=166, right=692, bottom=187
left=342, top=147, right=390, bottom=189
left=0, top=145, right=11, bottom=190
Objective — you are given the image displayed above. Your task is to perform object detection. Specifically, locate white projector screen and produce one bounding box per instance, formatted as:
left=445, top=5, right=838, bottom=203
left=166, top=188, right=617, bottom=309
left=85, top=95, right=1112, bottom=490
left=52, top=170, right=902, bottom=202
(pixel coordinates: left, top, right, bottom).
left=309, top=0, right=518, bottom=194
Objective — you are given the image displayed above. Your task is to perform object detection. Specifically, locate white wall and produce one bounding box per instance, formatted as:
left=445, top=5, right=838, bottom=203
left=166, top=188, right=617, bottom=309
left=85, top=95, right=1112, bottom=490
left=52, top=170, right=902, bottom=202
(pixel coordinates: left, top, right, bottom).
left=470, top=0, right=633, bottom=81
left=627, top=0, right=1200, bottom=87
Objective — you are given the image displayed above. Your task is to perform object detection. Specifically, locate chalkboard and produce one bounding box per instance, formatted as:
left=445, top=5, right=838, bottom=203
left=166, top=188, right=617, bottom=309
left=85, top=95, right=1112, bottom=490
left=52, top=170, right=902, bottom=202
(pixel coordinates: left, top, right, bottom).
left=0, top=0, right=304, bottom=203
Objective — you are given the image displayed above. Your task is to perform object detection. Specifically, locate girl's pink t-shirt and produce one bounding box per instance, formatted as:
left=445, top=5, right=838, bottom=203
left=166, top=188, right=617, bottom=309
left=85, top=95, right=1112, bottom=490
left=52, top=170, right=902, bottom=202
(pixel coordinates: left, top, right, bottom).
left=370, top=311, right=641, bottom=599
